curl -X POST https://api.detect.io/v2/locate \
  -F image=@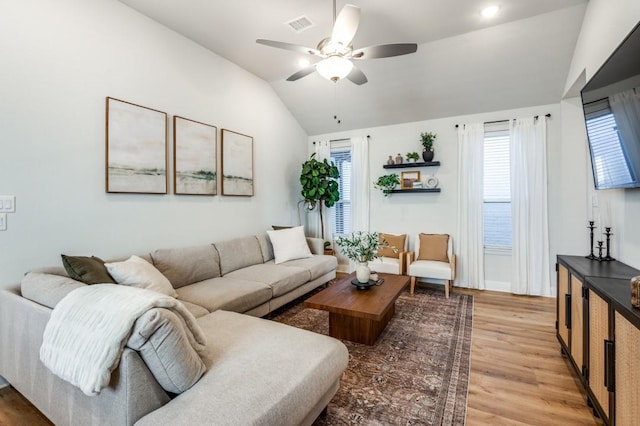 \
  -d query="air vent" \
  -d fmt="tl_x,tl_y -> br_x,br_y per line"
286,15 -> 314,33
